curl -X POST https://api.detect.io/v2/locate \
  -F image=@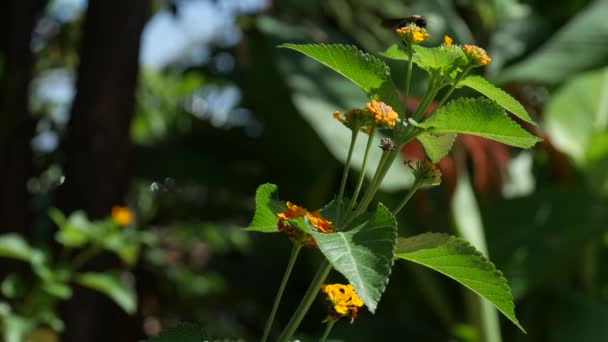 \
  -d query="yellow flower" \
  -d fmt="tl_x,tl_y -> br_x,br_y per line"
395,23 -> 429,45
321,283 -> 364,321
366,101 -> 399,128
463,44 -> 491,66
112,206 -> 133,226
443,35 -> 453,46
407,160 -> 442,186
